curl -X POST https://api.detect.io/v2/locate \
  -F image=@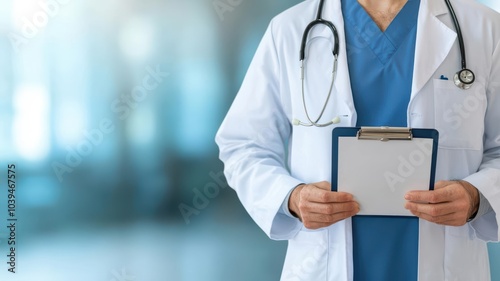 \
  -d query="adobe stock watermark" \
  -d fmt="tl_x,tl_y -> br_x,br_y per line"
178,117 -> 291,223
110,267 -> 136,281
9,0 -> 73,53
178,170 -> 228,224
213,0 -> 243,21
282,241 -> 327,281
51,65 -> 170,182
441,88 -> 486,130
384,139 -> 433,192
178,118 -> 290,224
